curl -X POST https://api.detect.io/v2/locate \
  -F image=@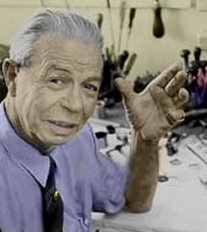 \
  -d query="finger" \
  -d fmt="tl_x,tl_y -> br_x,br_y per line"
165,70 -> 187,97
166,109 -> 185,125
177,88 -> 189,109
178,88 -> 189,102
172,88 -> 189,109
114,78 -> 135,101
149,85 -> 174,114
152,63 -> 183,88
